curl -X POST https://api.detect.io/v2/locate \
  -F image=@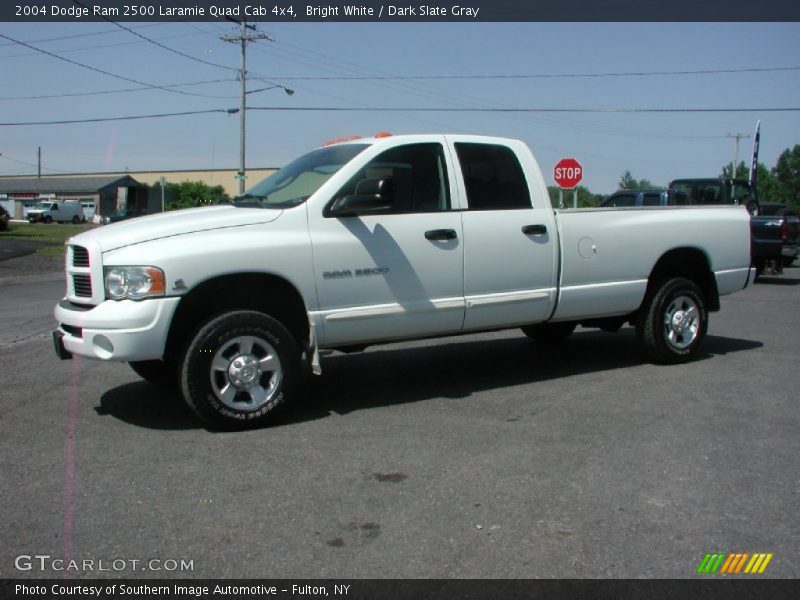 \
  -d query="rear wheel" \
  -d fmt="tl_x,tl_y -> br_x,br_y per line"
636,278 -> 707,363
180,310 -> 302,429
521,321 -> 577,343
72,215 -> 80,224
